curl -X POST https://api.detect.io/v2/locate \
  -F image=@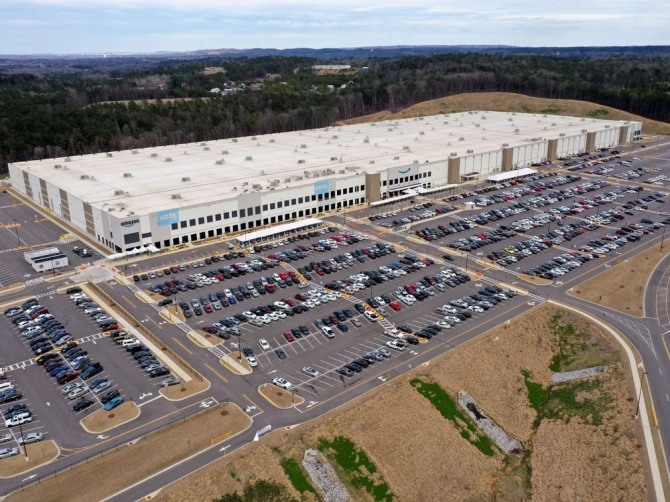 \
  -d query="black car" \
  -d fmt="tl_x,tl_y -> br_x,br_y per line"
100,389 -> 120,404
72,398 -> 94,412
149,367 -> 170,378
274,348 -> 287,360
337,367 -> 354,377
354,303 -> 366,314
